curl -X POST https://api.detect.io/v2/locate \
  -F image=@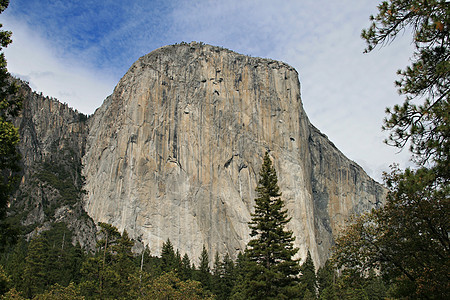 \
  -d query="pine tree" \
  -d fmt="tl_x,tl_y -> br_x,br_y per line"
231,251 -> 249,300
212,251 -> 235,299
143,271 -> 214,300
161,238 -> 176,273
174,249 -> 183,274
299,251 -> 317,298
33,283 -> 84,300
110,229 -> 135,298
317,260 -> 337,300
196,245 -> 211,291
212,251 -> 224,297
0,0 -> 22,251
39,223 -> 83,288
23,235 -> 51,298
80,223 -> 136,299
241,152 -> 300,299
3,238 -> 27,293
0,264 -> 9,295
220,253 -> 236,300
180,253 -> 192,281
334,1 -> 449,298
